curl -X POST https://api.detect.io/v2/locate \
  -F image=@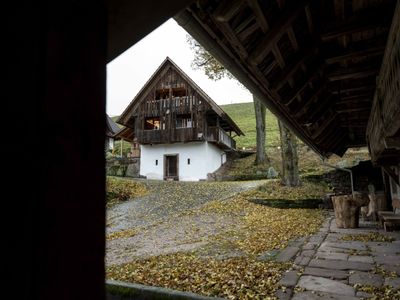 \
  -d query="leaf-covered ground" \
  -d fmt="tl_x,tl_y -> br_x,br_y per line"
242,179 -> 330,201
106,180 -> 325,299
